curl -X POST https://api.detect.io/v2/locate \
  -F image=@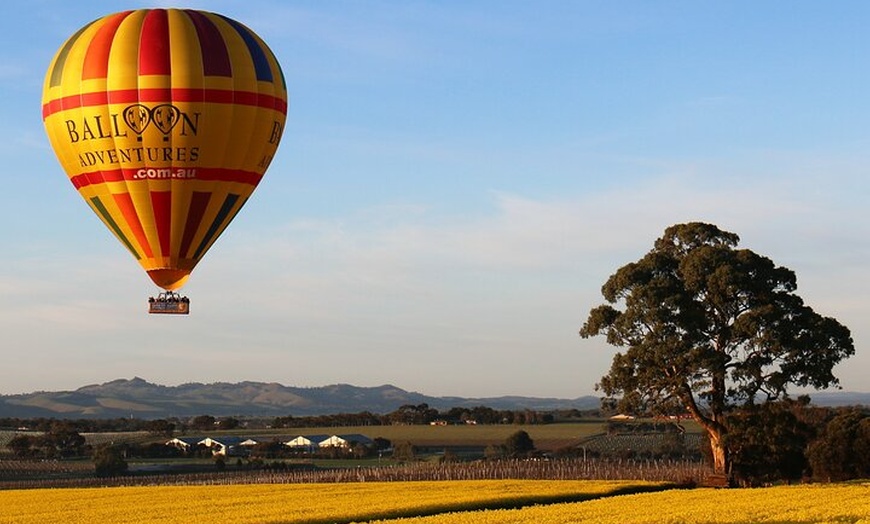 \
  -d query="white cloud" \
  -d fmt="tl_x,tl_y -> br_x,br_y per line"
219,164 -> 867,392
